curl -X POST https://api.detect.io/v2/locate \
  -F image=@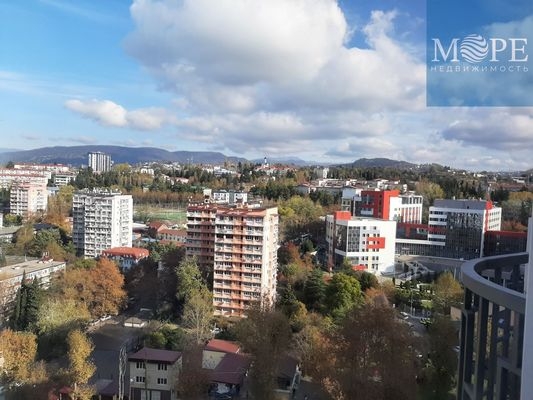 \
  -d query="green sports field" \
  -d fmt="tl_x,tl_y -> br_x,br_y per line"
134,205 -> 187,225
